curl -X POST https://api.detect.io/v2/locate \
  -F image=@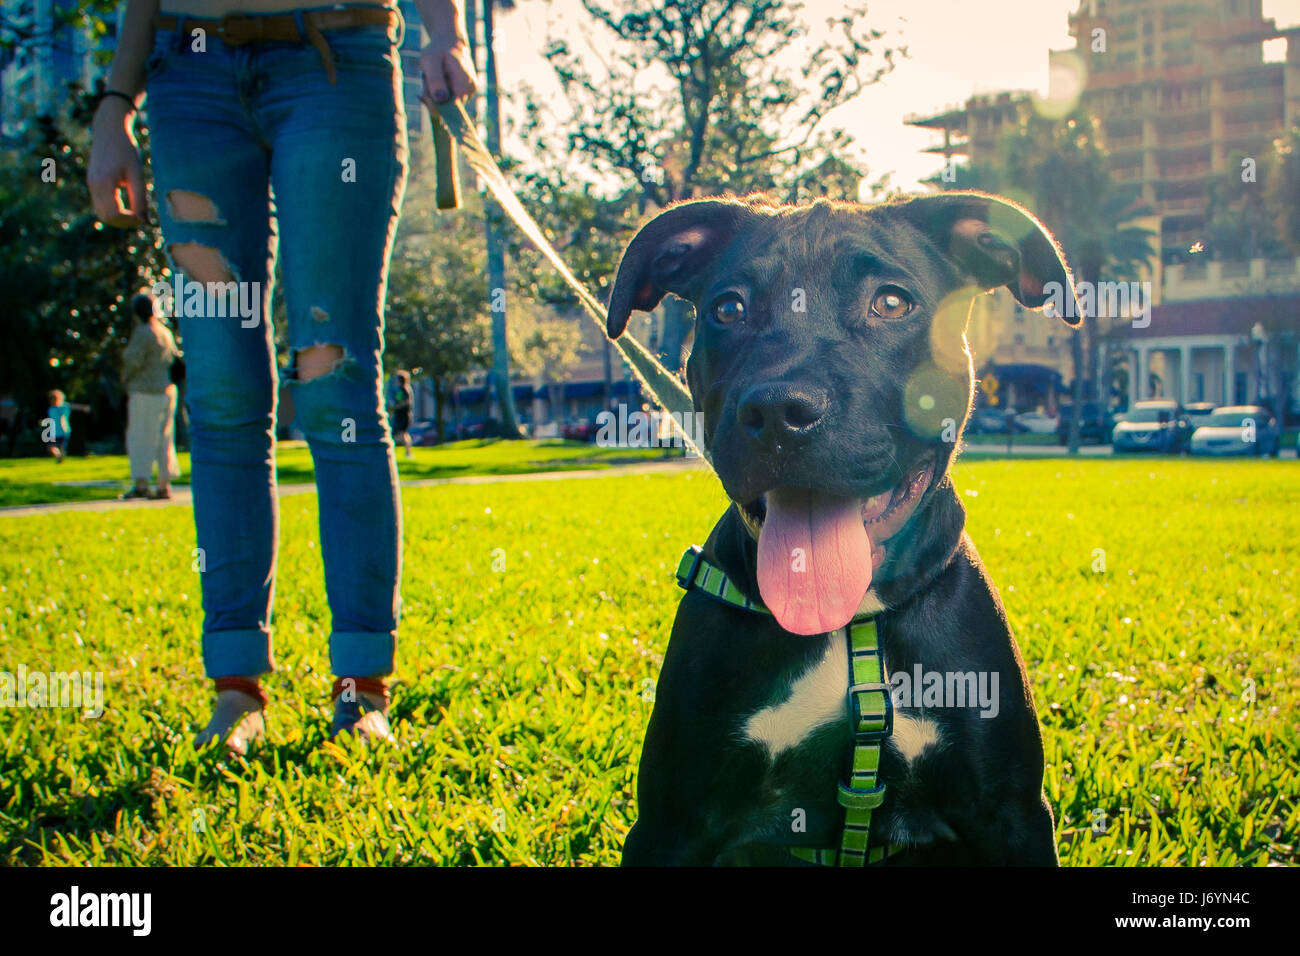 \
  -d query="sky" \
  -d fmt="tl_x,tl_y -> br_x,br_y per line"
489,0 -> 1300,194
